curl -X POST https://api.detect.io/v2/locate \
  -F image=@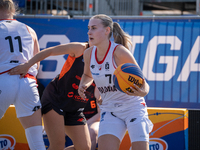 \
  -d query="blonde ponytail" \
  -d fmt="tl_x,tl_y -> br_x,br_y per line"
91,14 -> 132,50
113,22 -> 132,49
